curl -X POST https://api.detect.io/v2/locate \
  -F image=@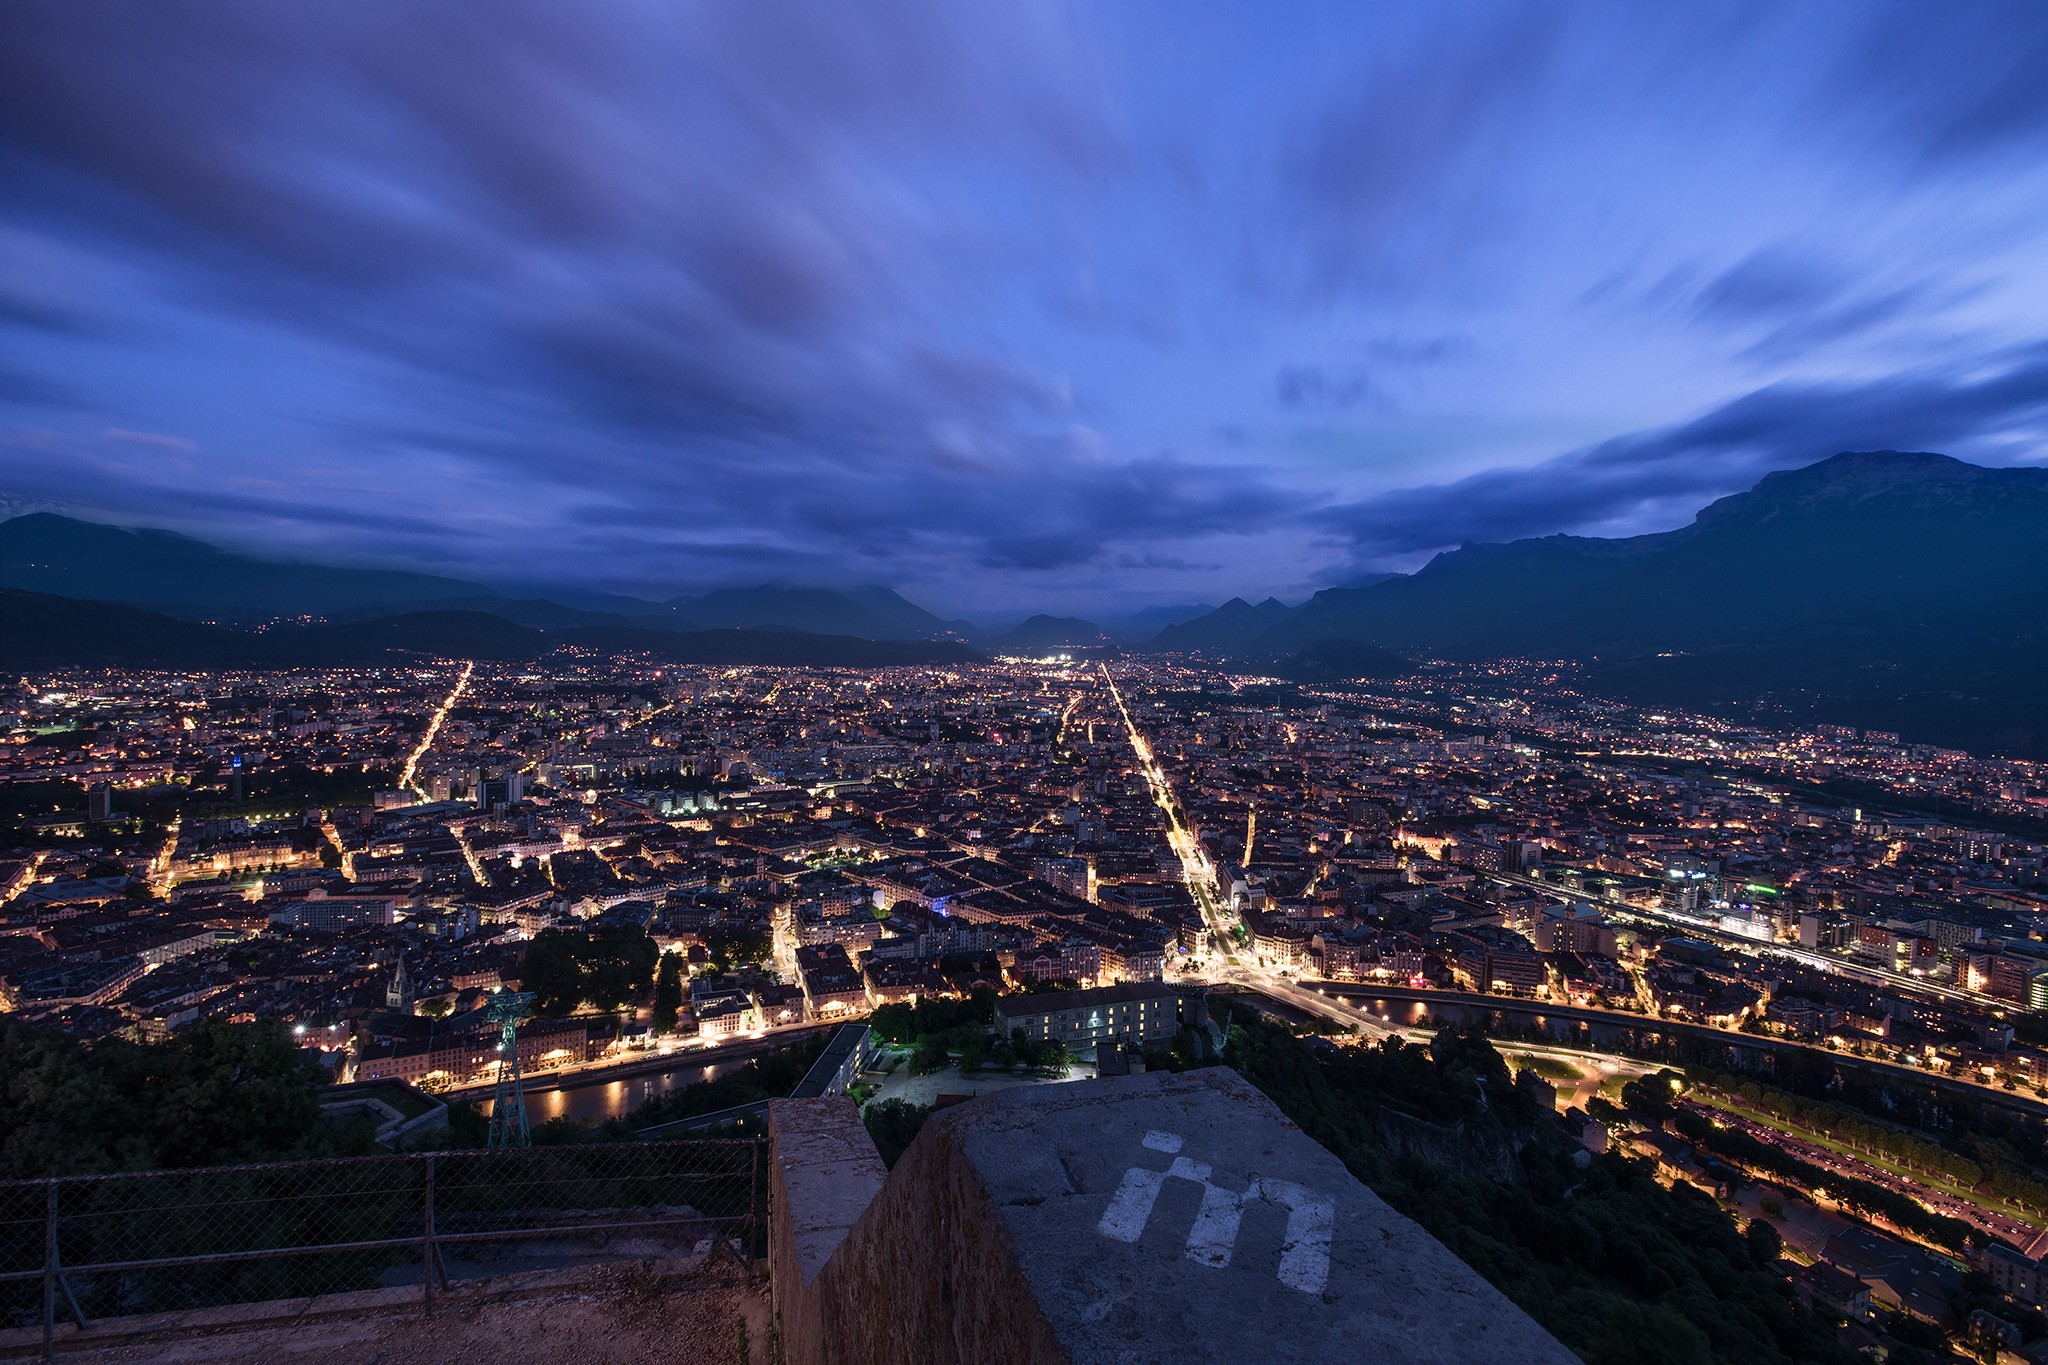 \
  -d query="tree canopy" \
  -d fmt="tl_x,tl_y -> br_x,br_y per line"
867,989 -> 995,1045
651,950 -> 684,1034
519,925 -> 660,1016
702,926 -> 771,974
0,1017 -> 368,1178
